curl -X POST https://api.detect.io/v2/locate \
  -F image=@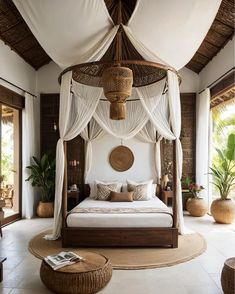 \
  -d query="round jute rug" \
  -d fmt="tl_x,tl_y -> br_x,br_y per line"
29,230 -> 206,270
